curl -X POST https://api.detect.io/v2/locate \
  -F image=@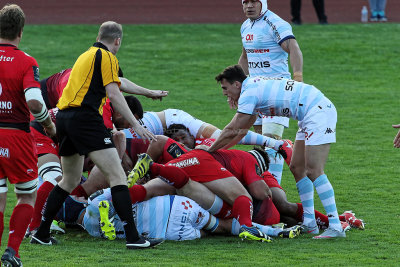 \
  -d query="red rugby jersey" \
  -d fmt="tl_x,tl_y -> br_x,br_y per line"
45,68 -> 71,108
0,44 -> 40,130
211,149 -> 263,186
